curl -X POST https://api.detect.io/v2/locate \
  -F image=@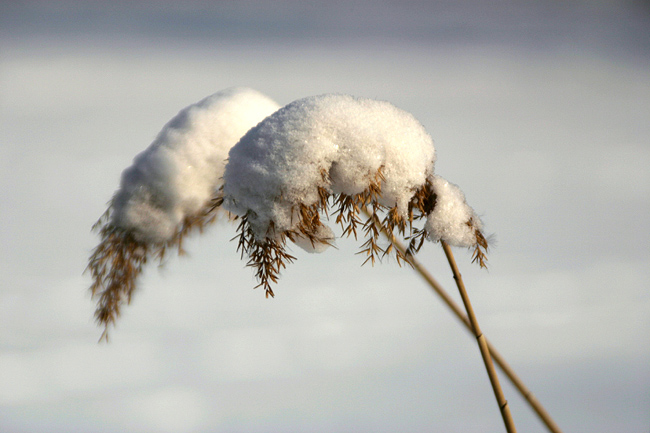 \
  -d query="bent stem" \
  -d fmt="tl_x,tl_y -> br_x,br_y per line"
400,240 -> 562,433
440,240 -> 517,433
367,208 -> 561,432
